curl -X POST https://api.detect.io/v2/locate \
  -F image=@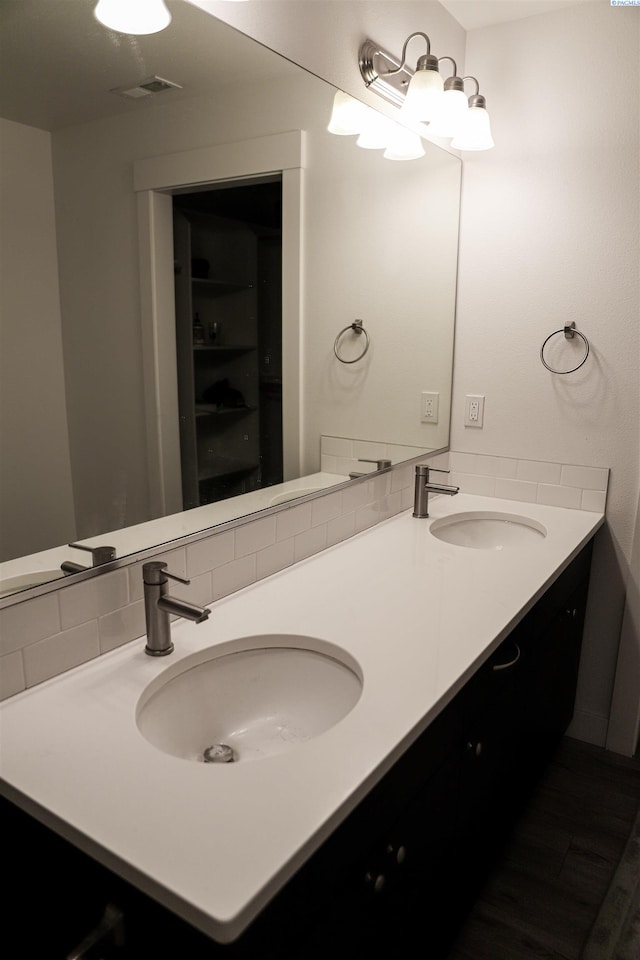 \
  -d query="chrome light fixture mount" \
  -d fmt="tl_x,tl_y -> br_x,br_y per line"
358,38 -> 417,109
359,33 -> 494,149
